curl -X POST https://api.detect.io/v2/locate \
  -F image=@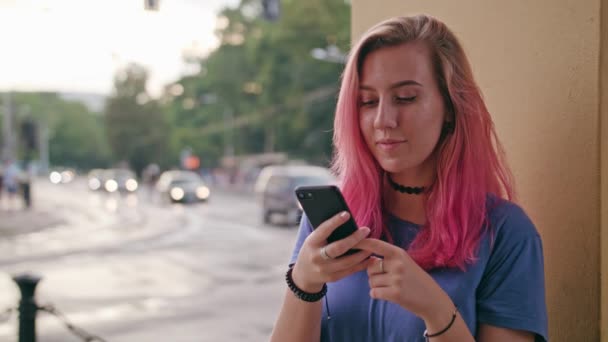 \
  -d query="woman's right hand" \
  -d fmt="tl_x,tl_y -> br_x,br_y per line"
292,211 -> 372,293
